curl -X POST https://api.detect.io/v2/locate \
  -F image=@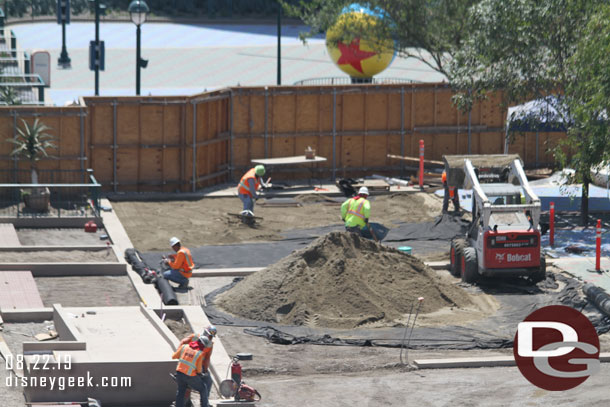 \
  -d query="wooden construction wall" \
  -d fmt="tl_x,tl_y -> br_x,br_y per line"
84,91 -> 230,192
0,84 -> 565,191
